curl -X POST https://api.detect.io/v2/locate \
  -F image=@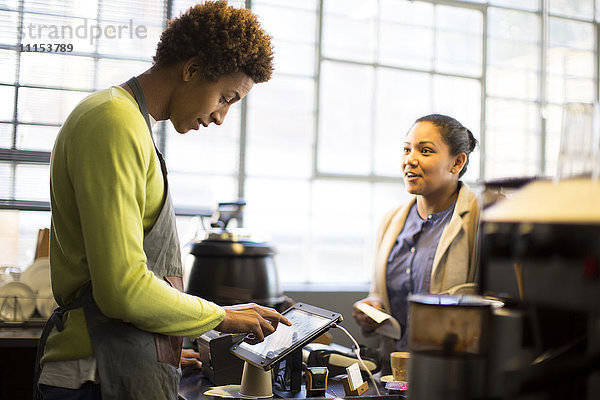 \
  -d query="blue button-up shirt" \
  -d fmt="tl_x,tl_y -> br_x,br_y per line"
385,200 -> 455,350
